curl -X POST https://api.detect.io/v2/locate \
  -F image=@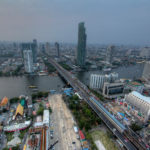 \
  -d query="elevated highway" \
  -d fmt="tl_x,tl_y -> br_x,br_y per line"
48,57 -> 146,150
